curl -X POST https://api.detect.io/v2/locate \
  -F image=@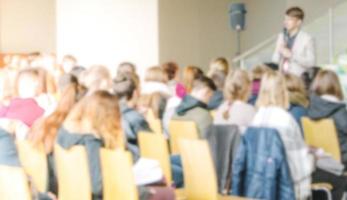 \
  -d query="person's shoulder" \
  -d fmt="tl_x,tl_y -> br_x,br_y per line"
298,30 -> 313,40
